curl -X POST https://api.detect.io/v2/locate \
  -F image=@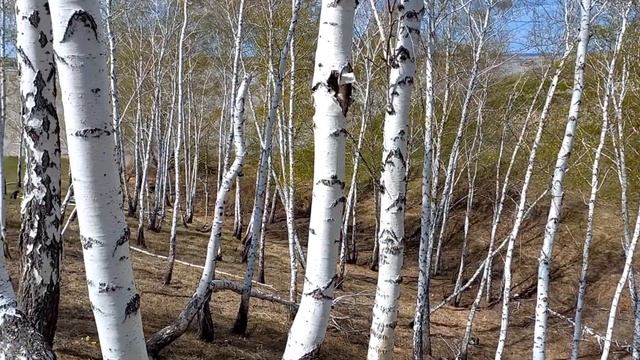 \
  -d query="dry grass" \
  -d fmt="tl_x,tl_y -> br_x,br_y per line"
3,179 -> 637,359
